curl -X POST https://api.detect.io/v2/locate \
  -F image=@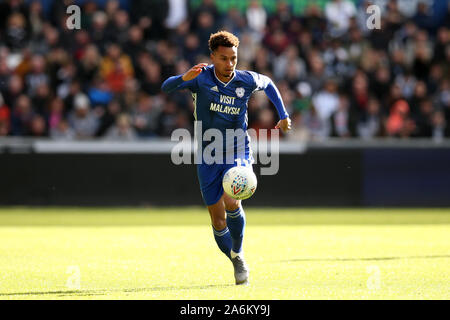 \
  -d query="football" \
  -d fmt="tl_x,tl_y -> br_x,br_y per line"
223,166 -> 258,200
